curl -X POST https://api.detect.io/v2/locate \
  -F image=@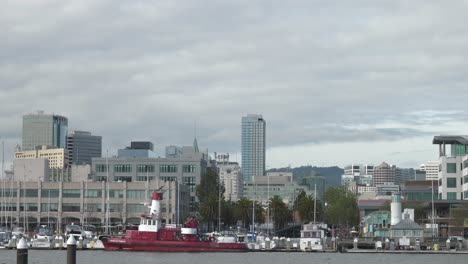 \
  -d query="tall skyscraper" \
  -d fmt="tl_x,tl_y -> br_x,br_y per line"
373,162 -> 396,186
241,114 -> 266,182
22,111 -> 68,151
66,130 -> 102,165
